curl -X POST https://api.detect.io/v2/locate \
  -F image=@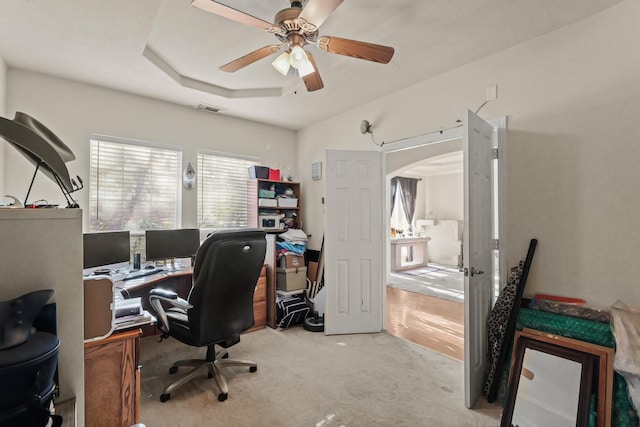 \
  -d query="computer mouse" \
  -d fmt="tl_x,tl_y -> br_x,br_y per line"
145,264 -> 156,270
